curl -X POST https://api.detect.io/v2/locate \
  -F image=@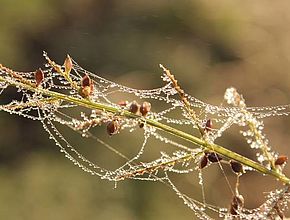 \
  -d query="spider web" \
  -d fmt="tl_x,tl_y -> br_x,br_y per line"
0,53 -> 289,219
